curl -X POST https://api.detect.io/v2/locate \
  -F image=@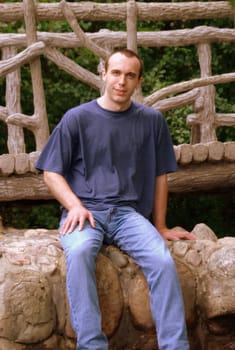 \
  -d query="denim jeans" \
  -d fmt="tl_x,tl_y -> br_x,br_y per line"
60,206 -> 189,350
